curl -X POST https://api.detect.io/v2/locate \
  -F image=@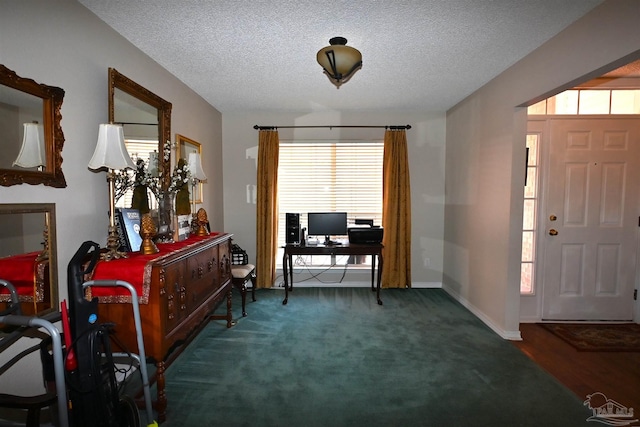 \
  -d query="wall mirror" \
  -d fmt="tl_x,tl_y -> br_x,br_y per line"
109,68 -> 172,188
0,203 -> 58,316
0,64 -> 66,187
176,134 -> 203,204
